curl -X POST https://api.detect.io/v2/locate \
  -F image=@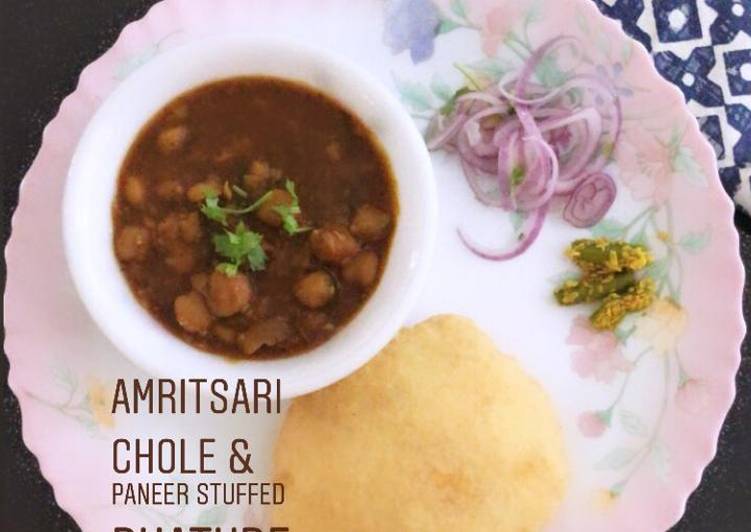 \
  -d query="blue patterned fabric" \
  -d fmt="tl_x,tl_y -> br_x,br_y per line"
591,0 -> 751,211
